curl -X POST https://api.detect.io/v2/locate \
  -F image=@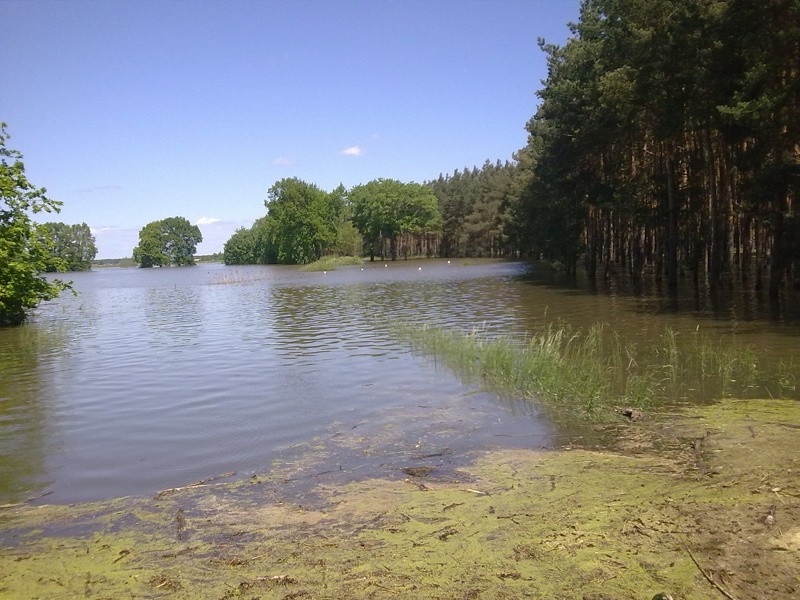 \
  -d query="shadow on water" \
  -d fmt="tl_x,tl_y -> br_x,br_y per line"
0,327 -> 67,504
515,262 -> 800,327
506,261 -> 800,411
